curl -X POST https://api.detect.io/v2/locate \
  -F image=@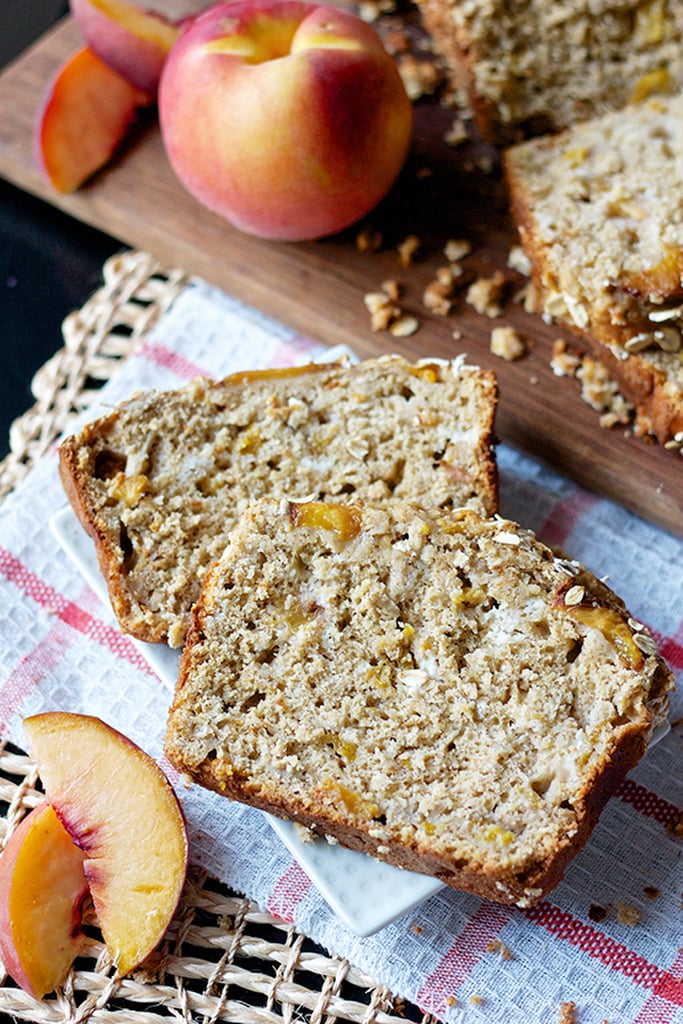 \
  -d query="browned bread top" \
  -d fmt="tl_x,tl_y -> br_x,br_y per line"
59,355 -> 498,646
165,499 -> 673,908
